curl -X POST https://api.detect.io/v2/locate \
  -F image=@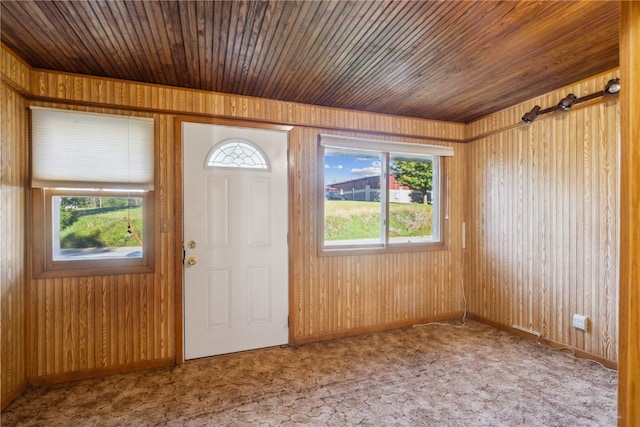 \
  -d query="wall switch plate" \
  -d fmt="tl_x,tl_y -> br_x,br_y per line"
572,314 -> 589,332
160,218 -> 171,233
